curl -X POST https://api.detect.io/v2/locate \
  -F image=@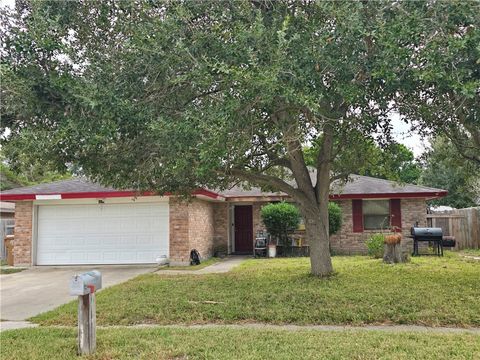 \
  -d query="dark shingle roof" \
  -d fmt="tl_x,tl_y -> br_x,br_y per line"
330,175 -> 445,195
219,174 -> 445,198
1,174 -> 446,199
0,178 -> 117,195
